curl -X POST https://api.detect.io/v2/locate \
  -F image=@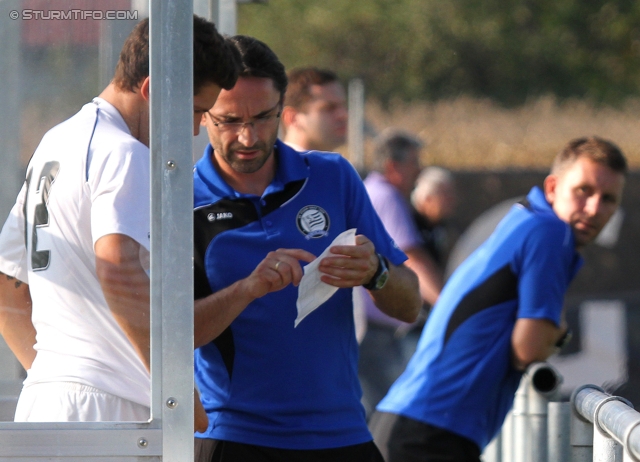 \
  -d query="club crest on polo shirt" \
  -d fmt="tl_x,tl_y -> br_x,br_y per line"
296,205 -> 330,239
